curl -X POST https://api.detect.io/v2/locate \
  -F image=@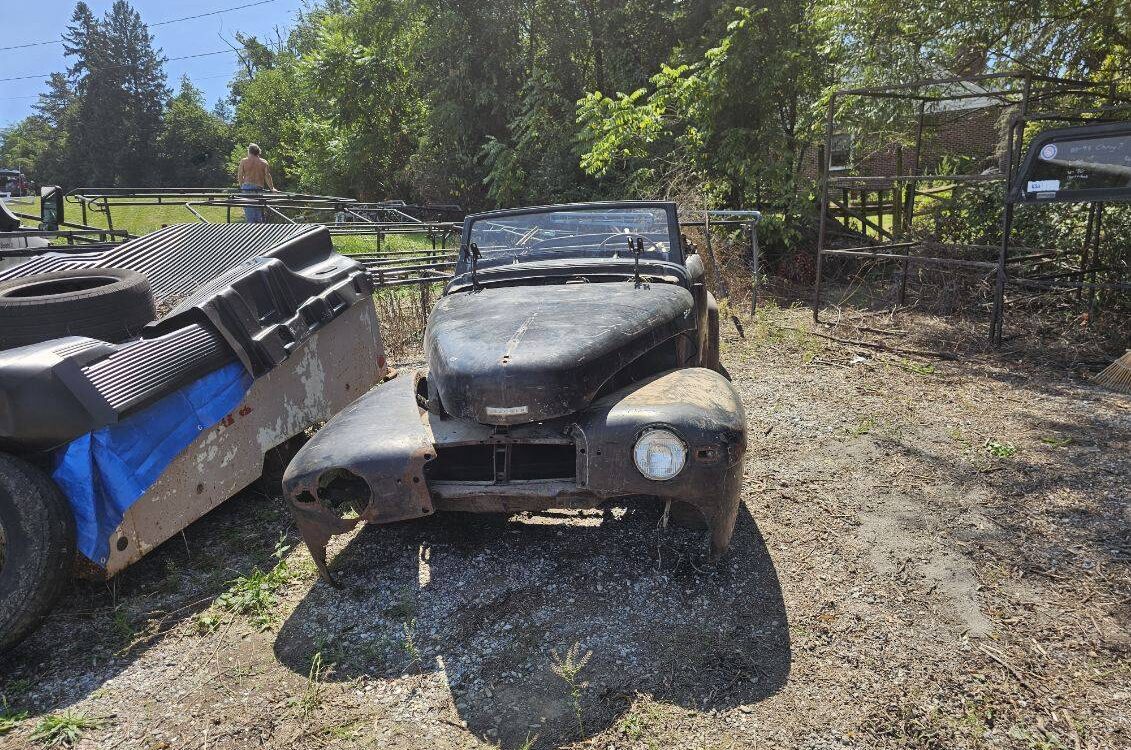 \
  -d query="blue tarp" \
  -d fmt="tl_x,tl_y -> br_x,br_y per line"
53,362 -> 252,565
